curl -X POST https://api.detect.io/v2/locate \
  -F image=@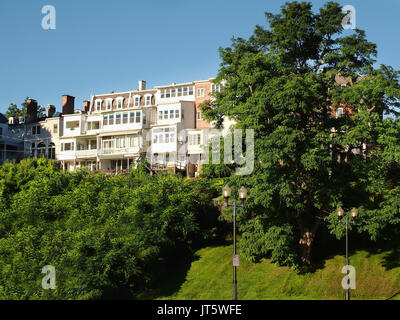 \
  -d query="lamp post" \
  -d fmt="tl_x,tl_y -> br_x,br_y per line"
223,184 -> 247,301
337,206 -> 358,300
